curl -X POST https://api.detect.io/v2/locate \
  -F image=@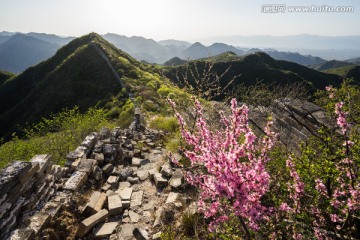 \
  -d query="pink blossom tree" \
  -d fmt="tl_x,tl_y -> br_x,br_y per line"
168,84 -> 360,239
168,97 -> 277,237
